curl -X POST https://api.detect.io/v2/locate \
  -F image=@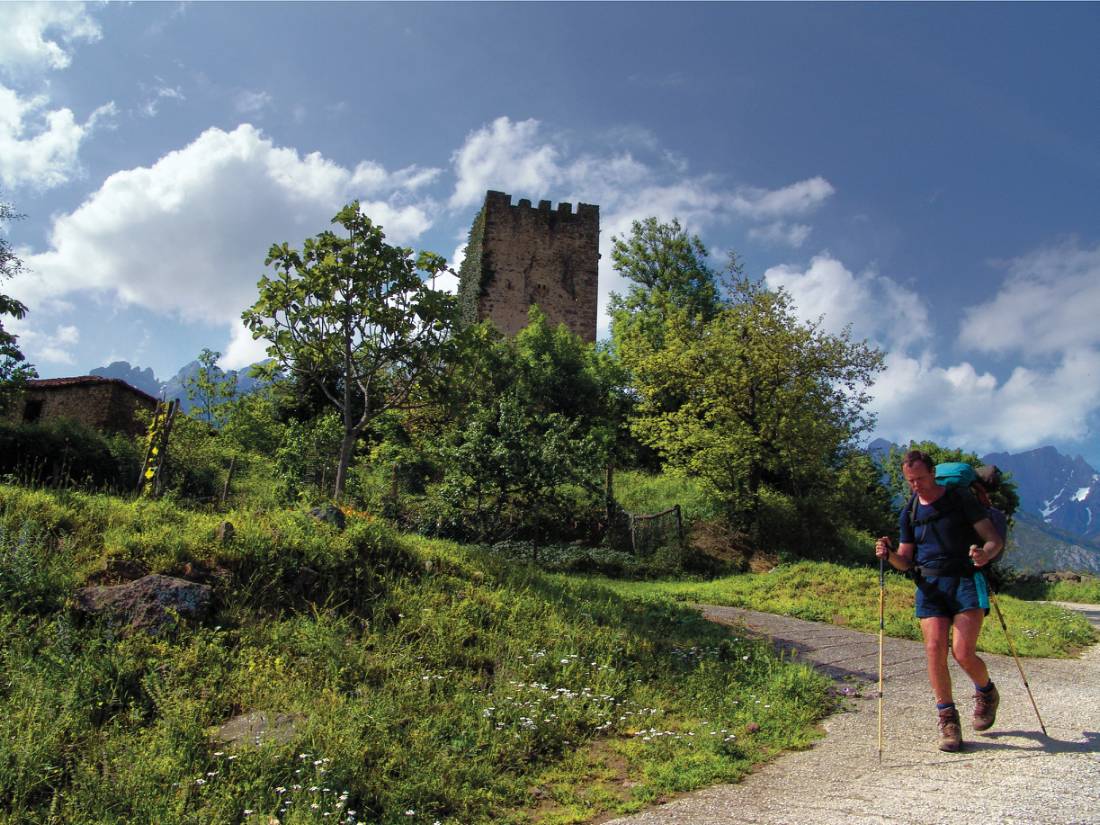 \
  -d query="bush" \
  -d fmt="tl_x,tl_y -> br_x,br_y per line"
0,418 -> 142,493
